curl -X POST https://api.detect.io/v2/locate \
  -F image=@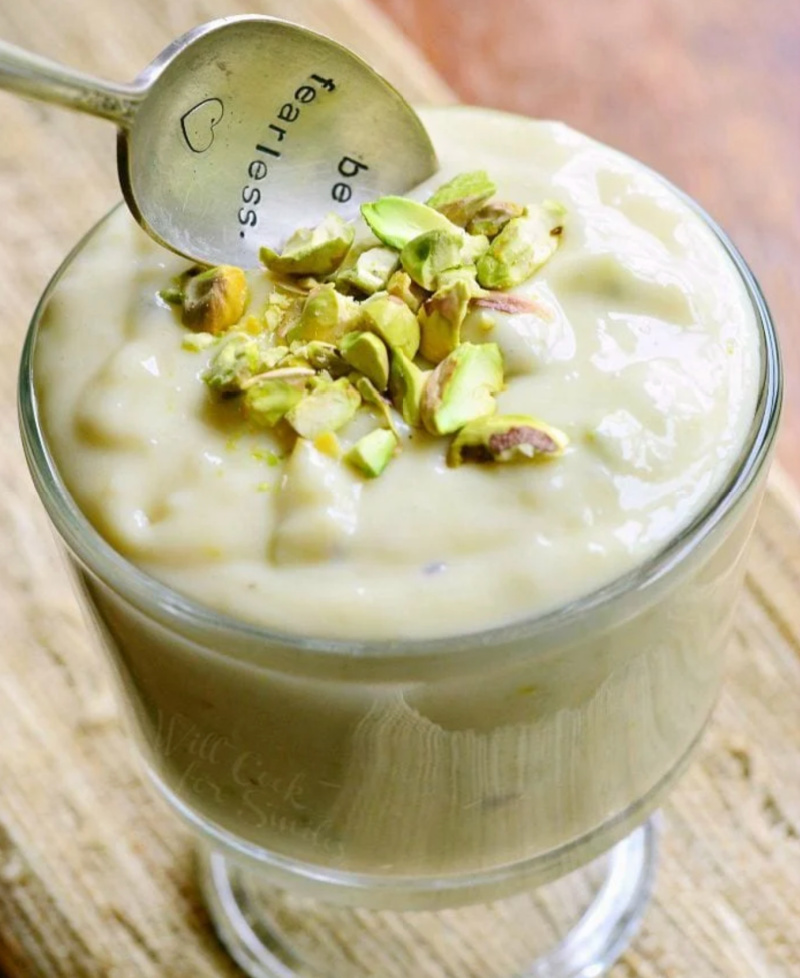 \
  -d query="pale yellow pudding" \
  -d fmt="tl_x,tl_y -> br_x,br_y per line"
27,107 -> 769,899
